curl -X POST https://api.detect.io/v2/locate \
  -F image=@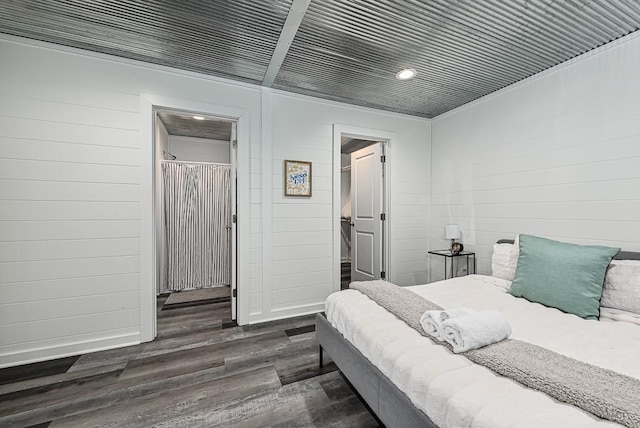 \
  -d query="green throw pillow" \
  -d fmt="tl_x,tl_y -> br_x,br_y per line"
508,235 -> 620,320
